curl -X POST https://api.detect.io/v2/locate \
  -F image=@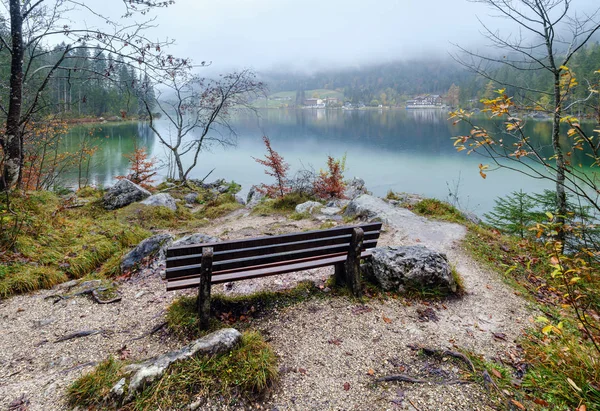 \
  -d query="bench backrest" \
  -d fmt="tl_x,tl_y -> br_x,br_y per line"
166,222 -> 382,284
